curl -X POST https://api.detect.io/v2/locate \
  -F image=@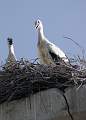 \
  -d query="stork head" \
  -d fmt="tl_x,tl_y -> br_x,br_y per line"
7,38 -> 13,45
35,19 -> 43,31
